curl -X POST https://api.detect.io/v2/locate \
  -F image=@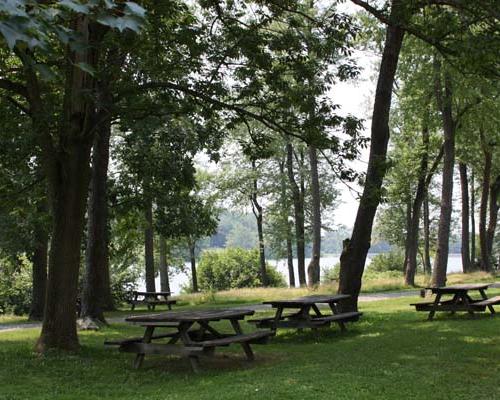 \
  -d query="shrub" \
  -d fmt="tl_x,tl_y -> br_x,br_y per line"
369,250 -> 405,273
109,264 -> 141,306
321,262 -> 340,284
198,248 -> 285,291
0,257 -> 32,315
